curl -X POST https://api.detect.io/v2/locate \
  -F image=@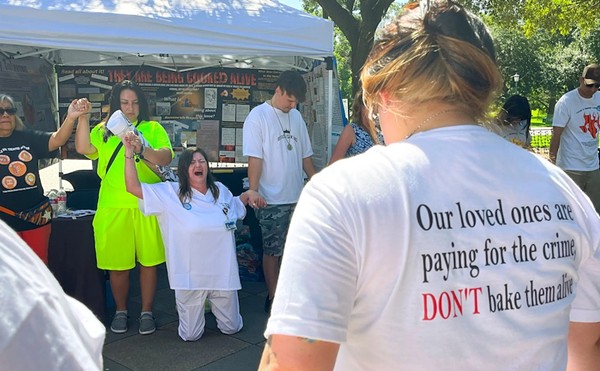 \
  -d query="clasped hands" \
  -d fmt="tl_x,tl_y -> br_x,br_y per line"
242,189 -> 266,210
67,98 -> 92,120
122,131 -> 144,155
